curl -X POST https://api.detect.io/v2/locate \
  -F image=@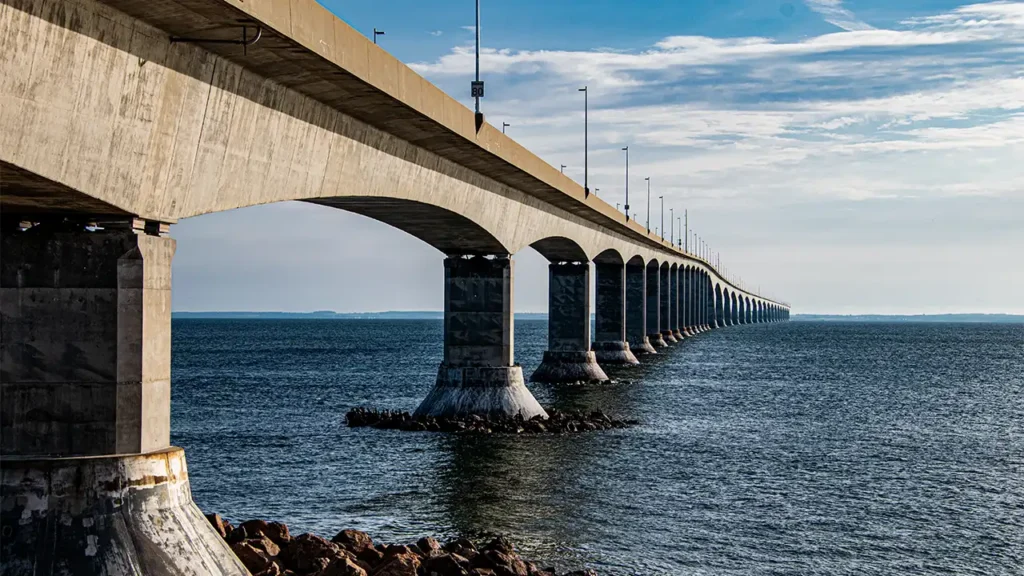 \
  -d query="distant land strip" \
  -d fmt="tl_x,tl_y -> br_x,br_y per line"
172,311 -> 1023,323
